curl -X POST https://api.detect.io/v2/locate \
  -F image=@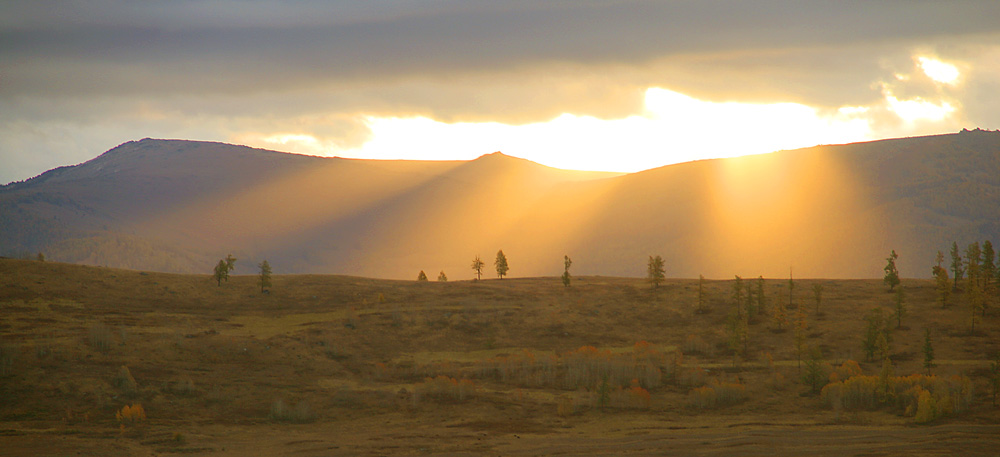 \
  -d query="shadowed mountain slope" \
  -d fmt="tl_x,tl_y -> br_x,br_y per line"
2,130 -> 998,279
